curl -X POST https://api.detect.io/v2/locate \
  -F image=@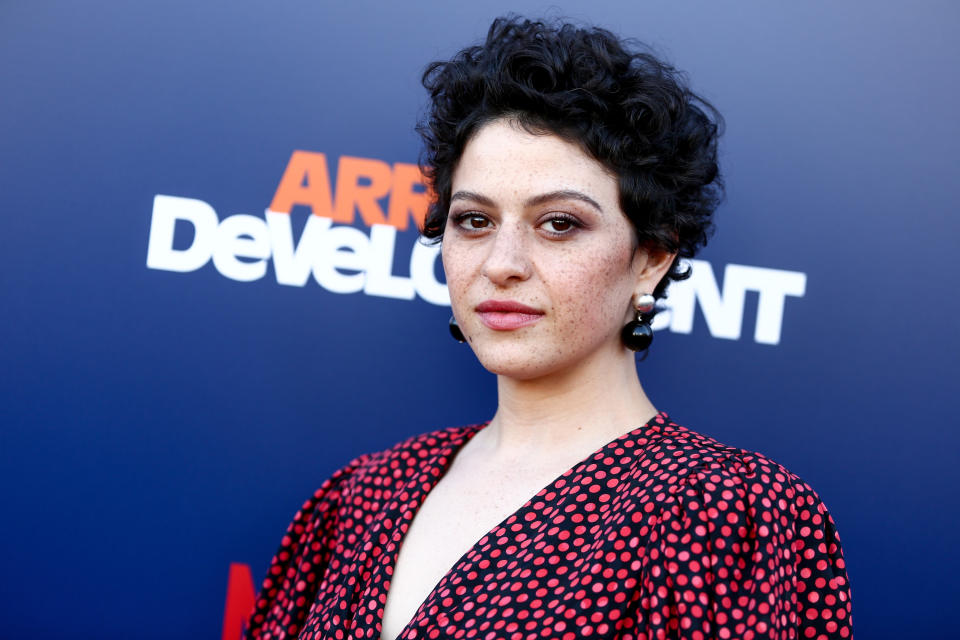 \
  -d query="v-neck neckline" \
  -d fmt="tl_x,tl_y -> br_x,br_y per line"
373,410 -> 669,640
